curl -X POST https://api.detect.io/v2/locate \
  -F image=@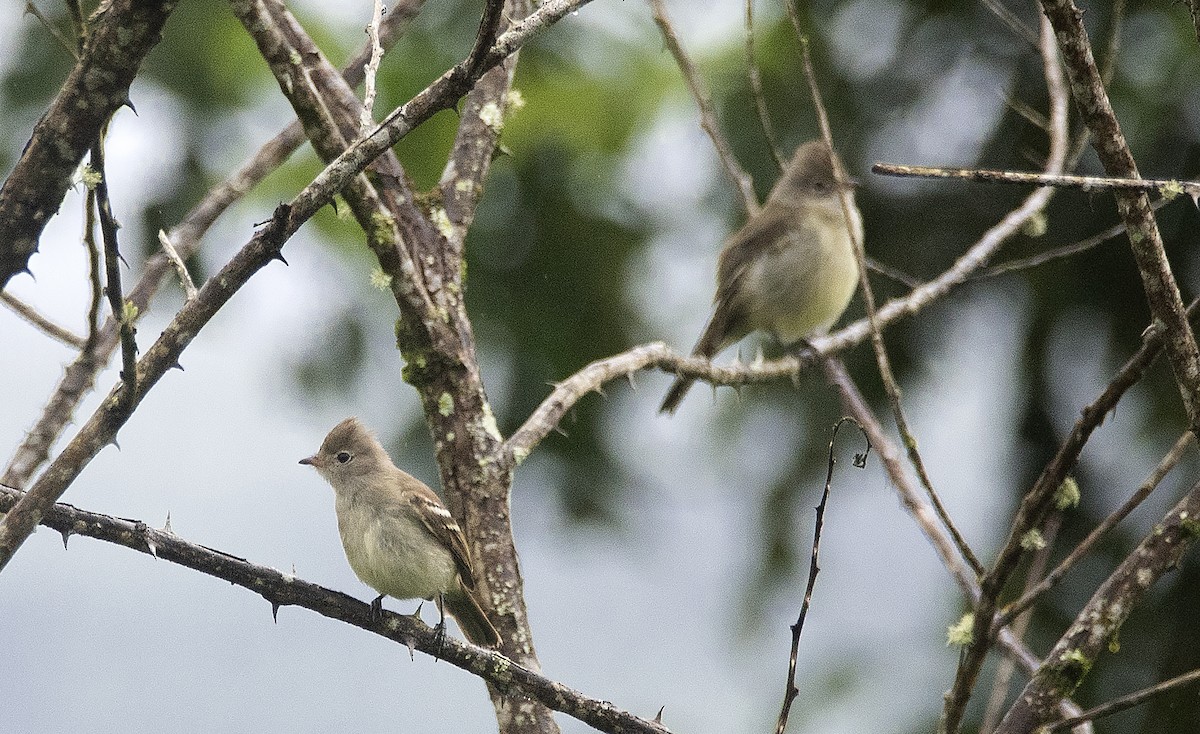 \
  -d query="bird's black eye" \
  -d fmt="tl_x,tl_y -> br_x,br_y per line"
335,451 -> 352,464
